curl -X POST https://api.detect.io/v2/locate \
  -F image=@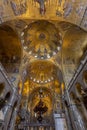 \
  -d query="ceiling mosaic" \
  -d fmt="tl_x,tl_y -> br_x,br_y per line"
28,60 -> 57,84
21,20 -> 62,59
29,87 -> 53,113
0,24 -> 22,86
0,0 -> 87,31
0,0 -> 87,110
62,26 -> 87,86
